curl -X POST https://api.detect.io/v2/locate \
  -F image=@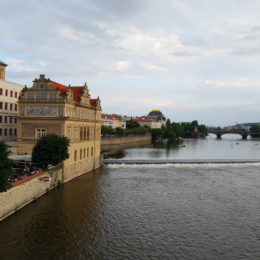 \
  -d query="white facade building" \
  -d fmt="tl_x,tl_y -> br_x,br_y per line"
0,60 -> 24,141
